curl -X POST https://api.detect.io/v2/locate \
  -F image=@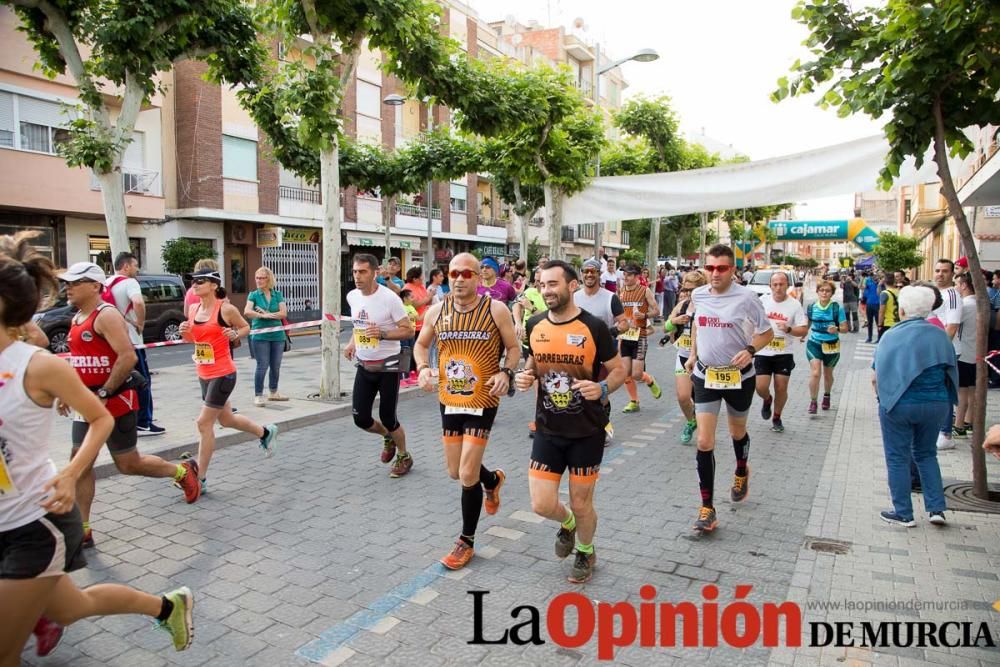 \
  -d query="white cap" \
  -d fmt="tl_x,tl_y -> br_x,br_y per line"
57,262 -> 107,283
